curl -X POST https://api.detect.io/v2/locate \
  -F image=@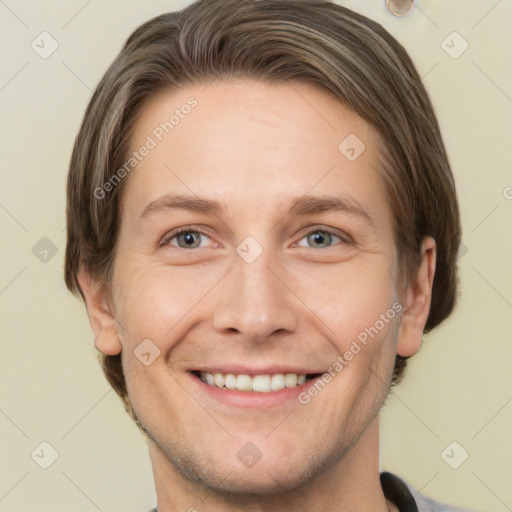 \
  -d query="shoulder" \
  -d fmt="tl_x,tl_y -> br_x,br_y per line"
381,471 -> 478,512
412,490 -> 477,512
